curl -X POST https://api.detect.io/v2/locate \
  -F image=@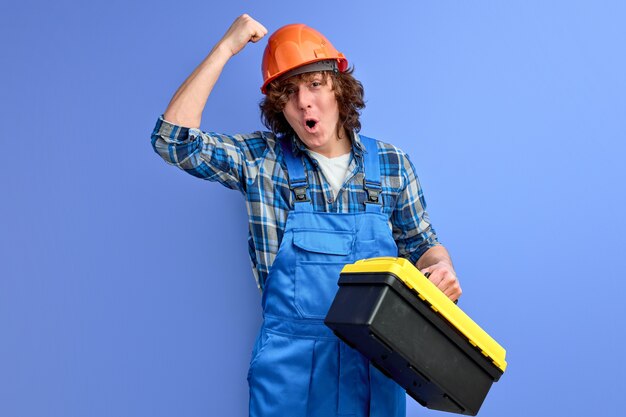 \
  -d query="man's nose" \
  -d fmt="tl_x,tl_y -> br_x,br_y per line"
296,87 -> 313,109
